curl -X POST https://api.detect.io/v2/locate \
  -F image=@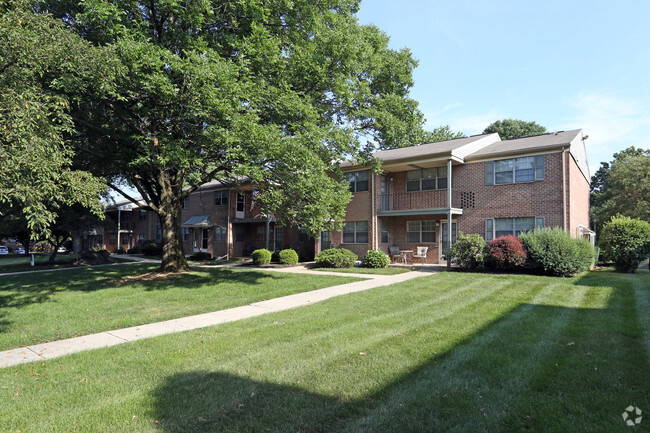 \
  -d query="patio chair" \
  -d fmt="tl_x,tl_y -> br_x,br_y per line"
388,245 -> 403,263
413,246 -> 428,266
